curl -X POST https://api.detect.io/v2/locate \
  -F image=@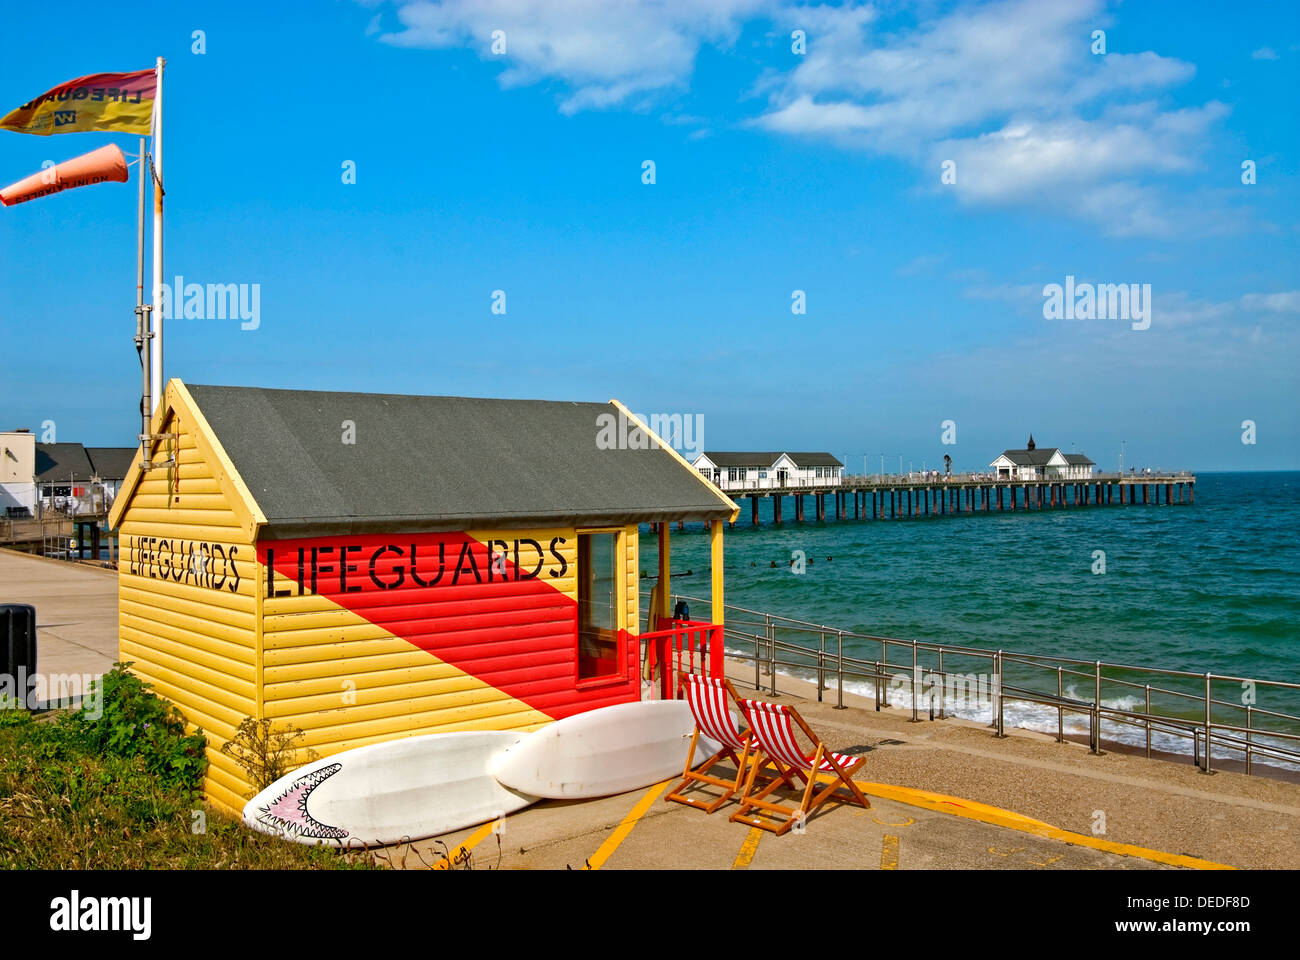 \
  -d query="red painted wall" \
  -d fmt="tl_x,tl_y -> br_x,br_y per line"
258,529 -> 640,721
